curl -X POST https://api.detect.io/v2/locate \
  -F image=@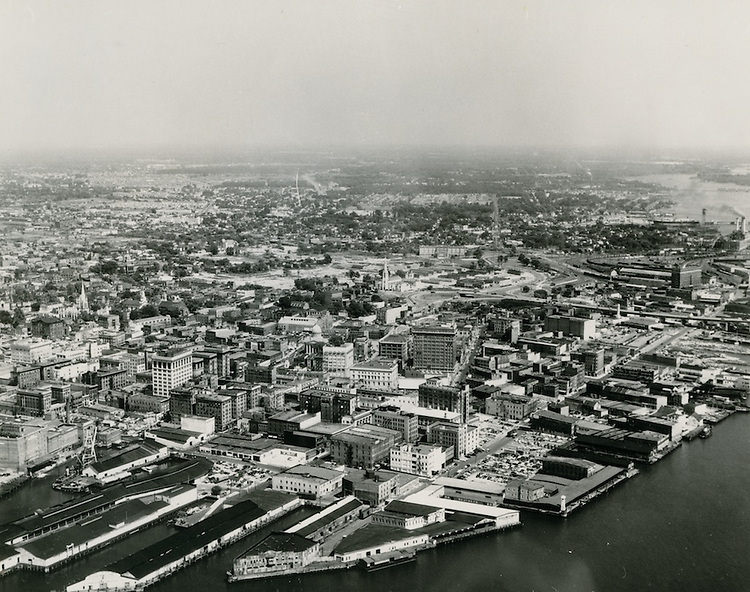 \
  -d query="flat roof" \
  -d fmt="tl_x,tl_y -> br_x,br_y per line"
239,532 -> 316,556
287,497 -> 362,538
382,500 -> 439,517
109,499 -> 267,579
434,477 -> 504,495
351,358 -> 398,371
2,458 -> 211,540
21,499 -> 168,559
89,440 -> 164,474
279,465 -> 343,482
